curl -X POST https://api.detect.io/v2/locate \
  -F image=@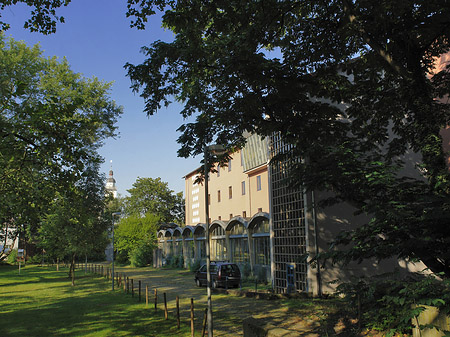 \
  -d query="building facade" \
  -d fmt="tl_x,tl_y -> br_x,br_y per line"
156,133 -> 425,295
